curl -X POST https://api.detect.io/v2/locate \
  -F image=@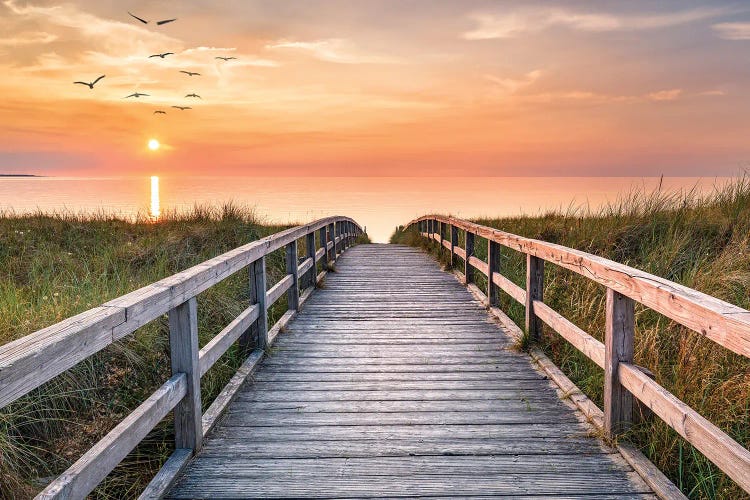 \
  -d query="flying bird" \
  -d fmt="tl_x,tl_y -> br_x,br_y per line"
73,75 -> 105,89
215,56 -> 237,61
180,71 -> 201,76
128,12 -> 177,25
149,52 -> 174,59
172,106 -> 191,110
124,92 -> 149,98
185,93 -> 201,99
154,110 -> 166,114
